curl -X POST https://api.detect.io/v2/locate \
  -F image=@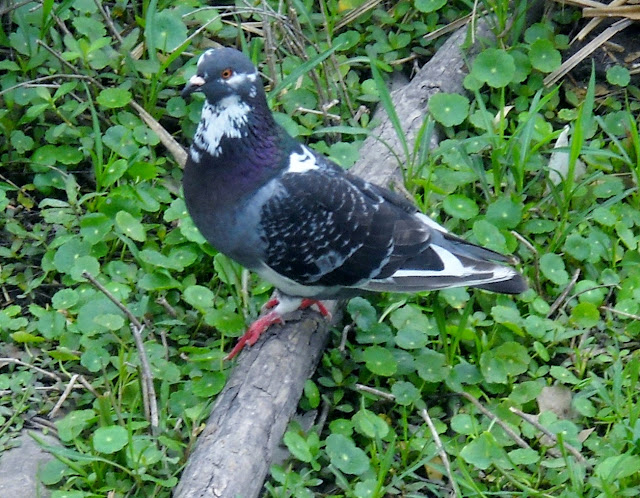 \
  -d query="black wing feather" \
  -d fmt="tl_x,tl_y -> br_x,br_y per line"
259,166 -> 431,287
